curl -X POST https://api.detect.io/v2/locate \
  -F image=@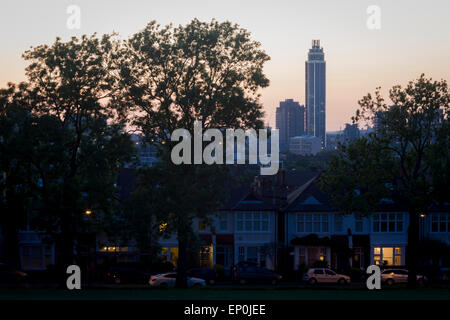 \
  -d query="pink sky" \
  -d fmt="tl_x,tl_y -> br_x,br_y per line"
1,0 -> 449,131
